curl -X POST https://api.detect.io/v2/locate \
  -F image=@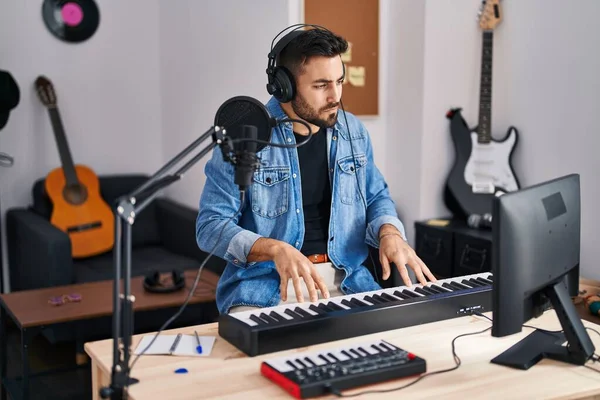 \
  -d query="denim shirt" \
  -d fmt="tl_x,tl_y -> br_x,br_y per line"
196,96 -> 406,314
